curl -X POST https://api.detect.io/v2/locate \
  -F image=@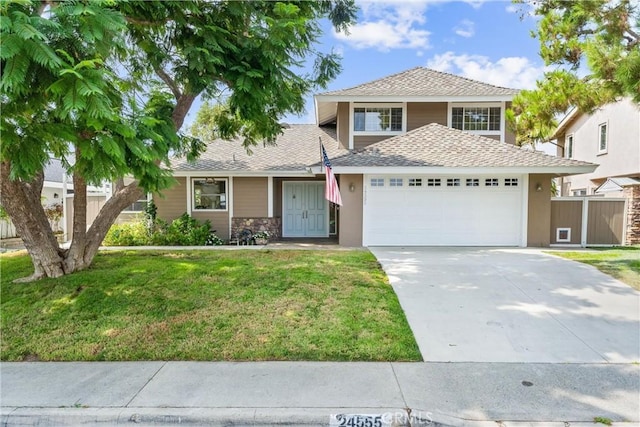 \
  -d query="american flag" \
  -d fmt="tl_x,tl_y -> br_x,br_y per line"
321,144 -> 343,206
